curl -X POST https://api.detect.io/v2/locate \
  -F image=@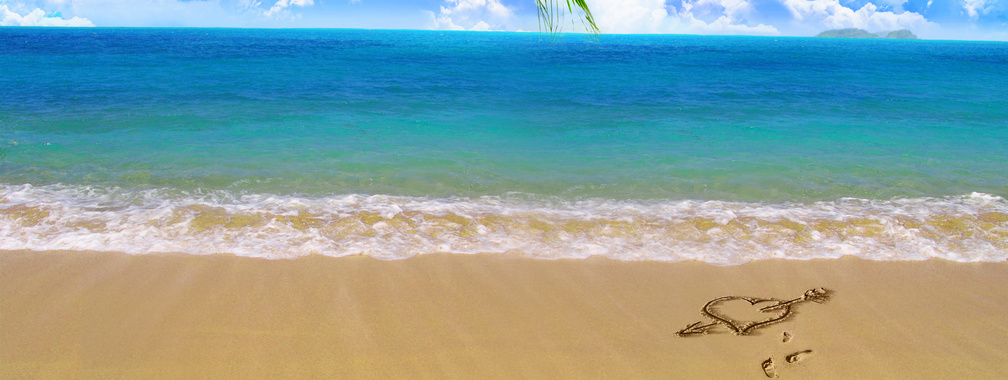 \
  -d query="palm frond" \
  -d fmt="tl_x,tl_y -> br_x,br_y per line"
537,0 -> 600,36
